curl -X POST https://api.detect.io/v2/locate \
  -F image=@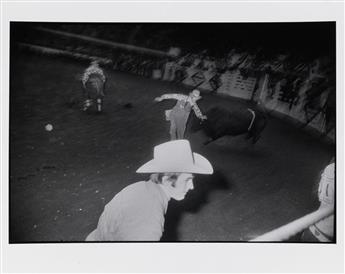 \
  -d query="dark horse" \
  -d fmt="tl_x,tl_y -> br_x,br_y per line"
189,103 -> 267,145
